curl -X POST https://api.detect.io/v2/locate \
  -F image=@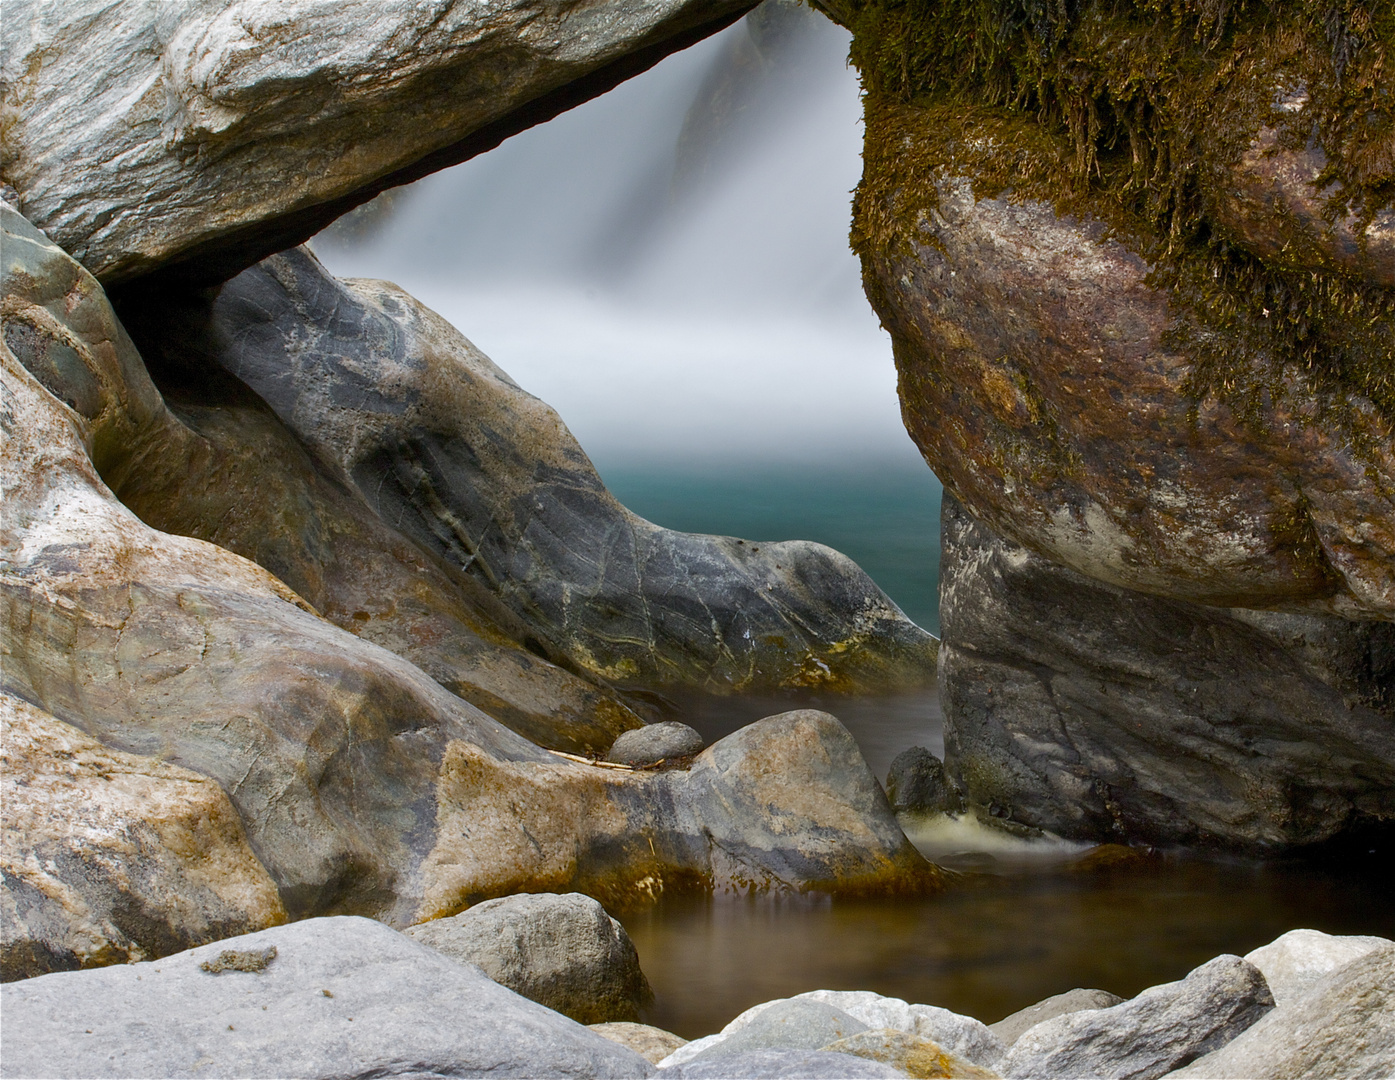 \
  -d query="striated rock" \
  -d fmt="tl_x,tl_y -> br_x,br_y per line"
1242,928 -> 1393,1007
1000,954 -> 1274,1080
886,746 -> 957,815
938,495 -> 1395,849
608,722 -> 706,766
989,990 -> 1124,1046
658,1049 -> 904,1078
684,999 -> 869,1062
0,915 -> 654,1079
1,199 -> 641,756
121,245 -> 937,697
822,1029 -> 1002,1078
0,0 -> 755,287
591,1022 -> 689,1065
0,693 -> 285,981
1166,944 -> 1395,1080
404,892 -> 651,1024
